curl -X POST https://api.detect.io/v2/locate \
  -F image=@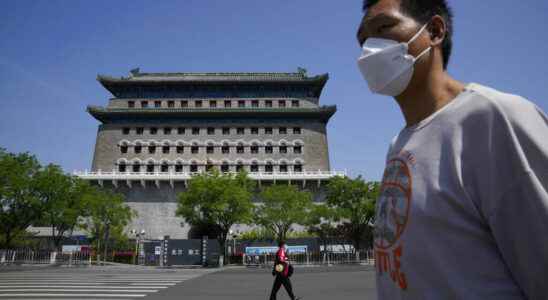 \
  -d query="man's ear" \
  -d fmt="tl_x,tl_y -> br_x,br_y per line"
429,15 -> 446,47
